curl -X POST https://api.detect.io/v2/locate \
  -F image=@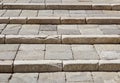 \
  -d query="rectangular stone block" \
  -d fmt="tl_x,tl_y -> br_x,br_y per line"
38,72 -> 65,83
27,17 -> 60,24
0,3 -> 2,9
99,60 -> 120,71
86,17 -> 120,24
0,74 -> 11,83
46,3 -> 60,10
62,35 -> 120,44
10,17 -> 27,24
112,4 -> 120,10
5,35 -> 61,44
0,17 -> 9,23
9,73 -> 38,83
0,61 -> 13,73
3,3 -> 45,9
14,60 -> 62,72
60,3 -> 92,10
61,17 -> 86,24
0,35 -> 4,44
92,4 -> 112,10
63,60 -> 99,71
